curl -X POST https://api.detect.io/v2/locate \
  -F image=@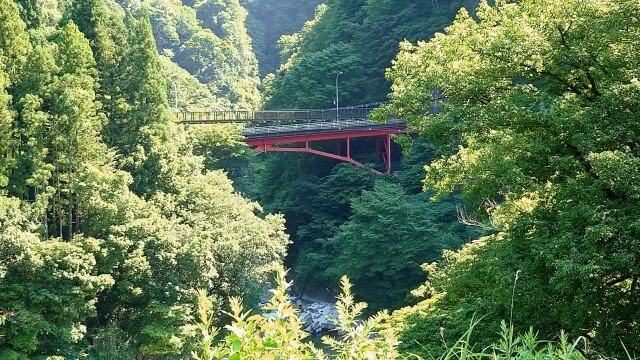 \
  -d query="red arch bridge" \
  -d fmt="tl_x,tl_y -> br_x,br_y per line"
176,106 -> 406,174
